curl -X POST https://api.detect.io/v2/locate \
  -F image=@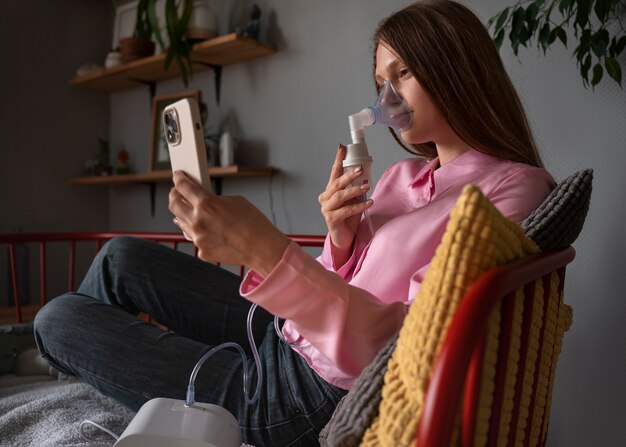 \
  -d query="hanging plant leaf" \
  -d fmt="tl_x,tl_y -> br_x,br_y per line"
575,28 -> 592,60
591,62 -> 603,86
559,0 -> 575,13
594,0 -> 611,21
592,29 -> 610,57
575,0 -> 592,28
487,0 -> 626,88
605,57 -> 622,85
539,23 -> 552,52
495,28 -> 506,49
580,53 -> 592,85
526,3 -> 540,31
555,27 -> 568,47
616,36 -> 626,54
147,0 -> 164,52
511,6 -> 527,37
495,7 -> 510,32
